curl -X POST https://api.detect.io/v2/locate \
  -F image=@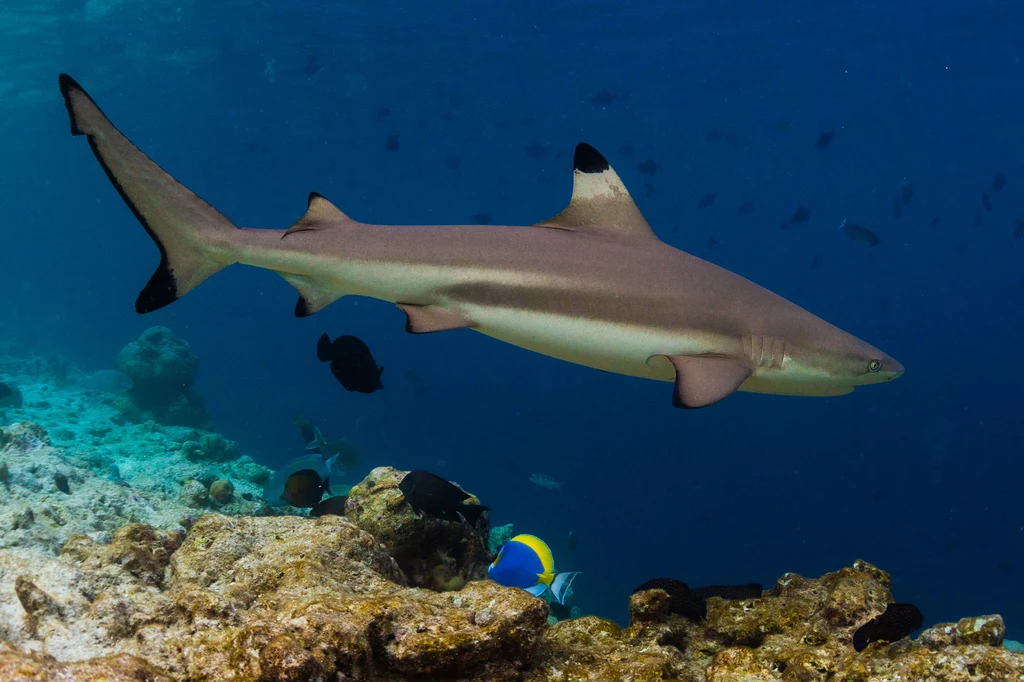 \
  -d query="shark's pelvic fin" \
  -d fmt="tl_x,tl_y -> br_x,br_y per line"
58,73 -> 239,314
397,303 -> 476,333
535,143 -> 656,240
281,192 -> 351,239
658,354 -> 753,409
282,274 -> 341,317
